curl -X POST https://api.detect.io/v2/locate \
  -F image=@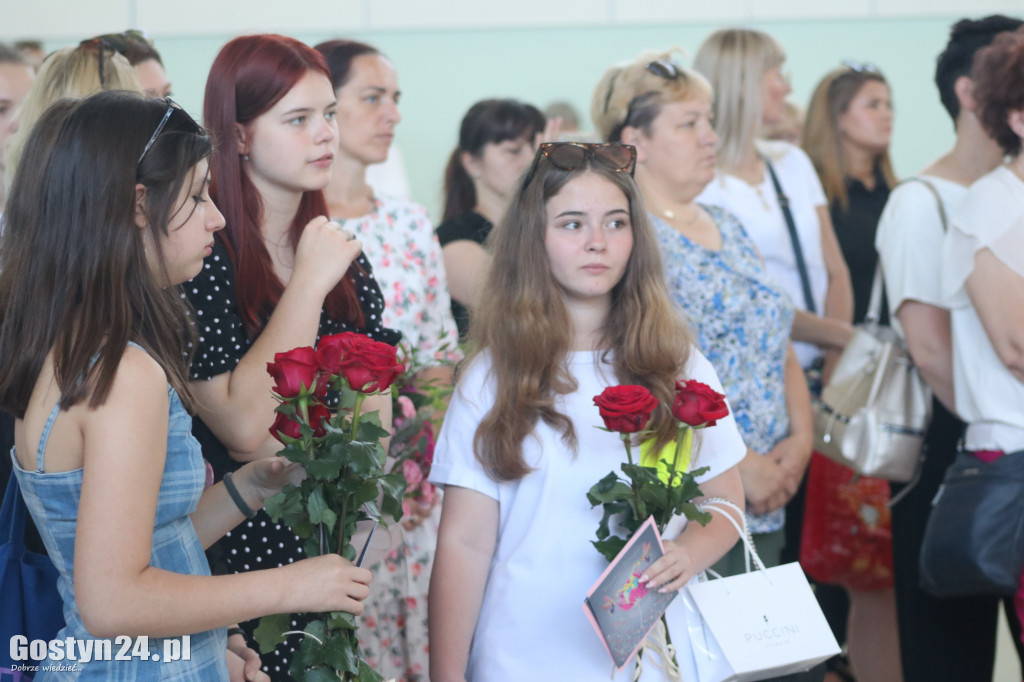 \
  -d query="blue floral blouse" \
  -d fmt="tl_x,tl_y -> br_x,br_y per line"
653,206 -> 795,533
